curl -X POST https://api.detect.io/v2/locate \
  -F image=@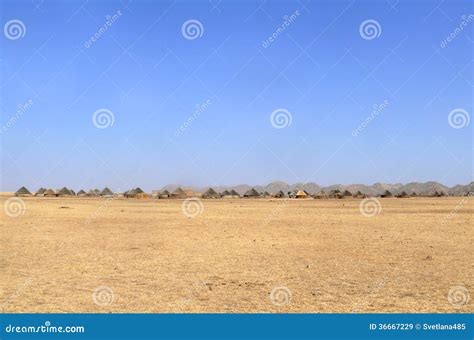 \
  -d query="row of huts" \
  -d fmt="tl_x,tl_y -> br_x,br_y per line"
14,186 -> 438,199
